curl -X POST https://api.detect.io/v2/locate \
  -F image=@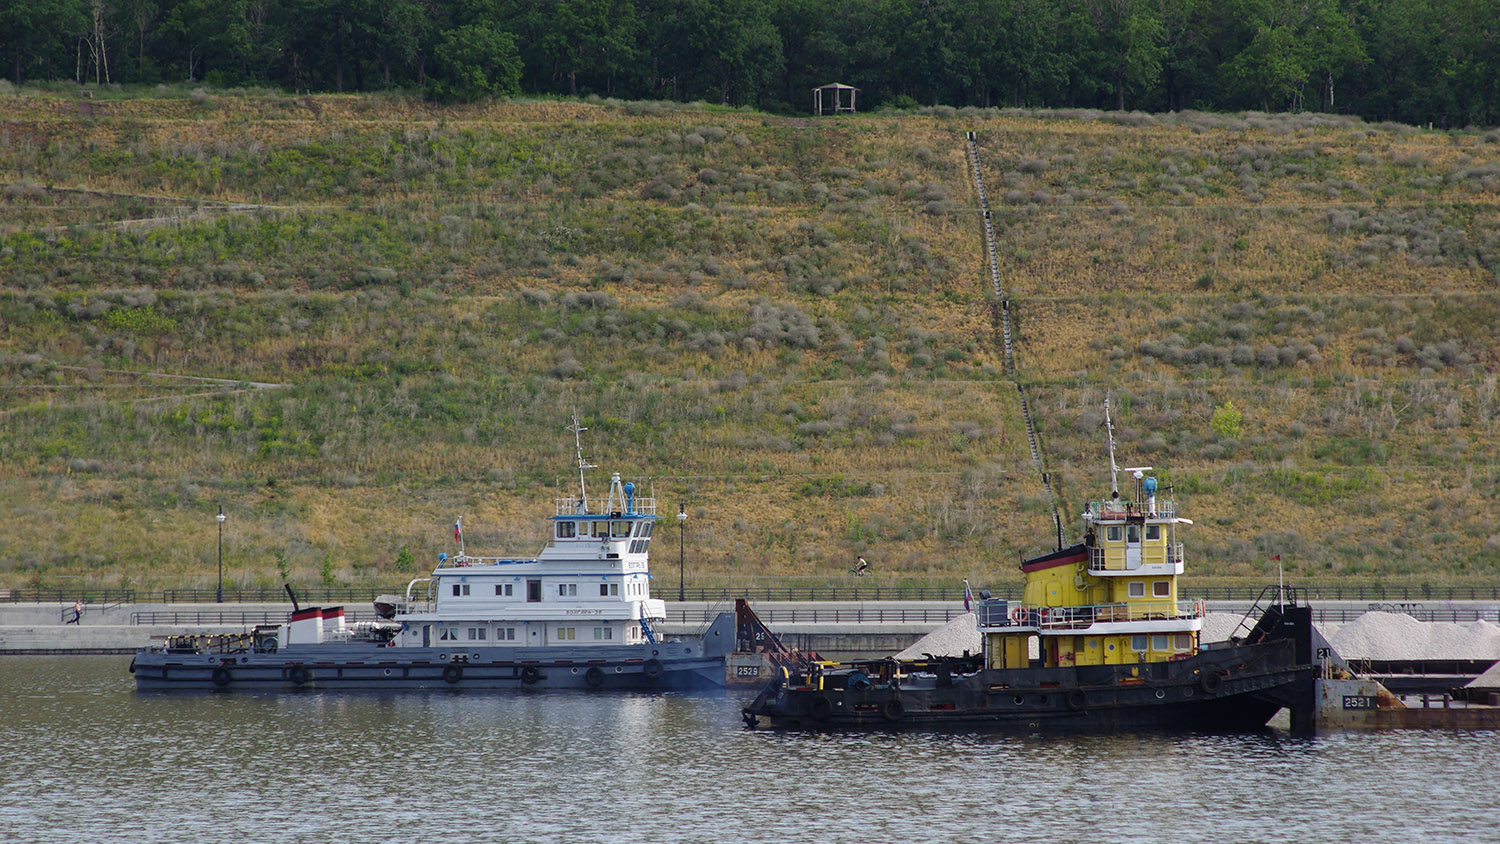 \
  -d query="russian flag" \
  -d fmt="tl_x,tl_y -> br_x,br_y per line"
963,578 -> 973,612
454,518 -> 462,542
